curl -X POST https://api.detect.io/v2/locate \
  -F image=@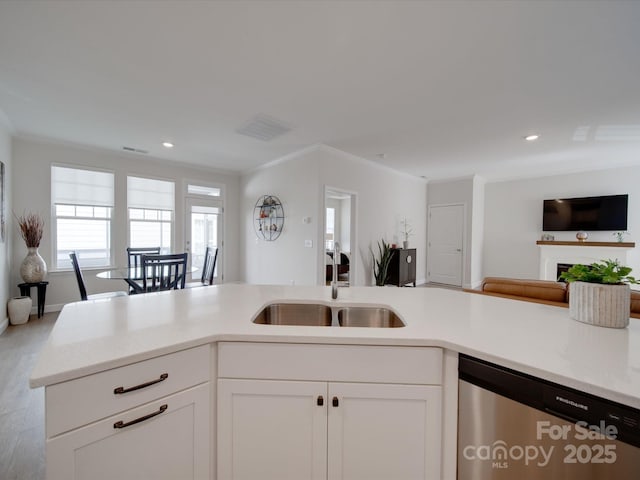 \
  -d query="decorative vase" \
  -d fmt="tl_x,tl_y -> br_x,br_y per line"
569,281 -> 630,328
403,240 -> 409,249
8,296 -> 32,325
20,247 -> 47,283
576,231 -> 588,242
